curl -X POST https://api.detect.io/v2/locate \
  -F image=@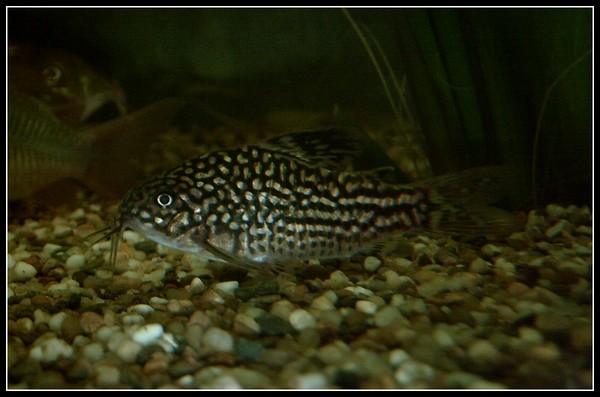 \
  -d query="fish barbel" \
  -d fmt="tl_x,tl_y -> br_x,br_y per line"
8,42 -> 127,123
96,129 -> 521,273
